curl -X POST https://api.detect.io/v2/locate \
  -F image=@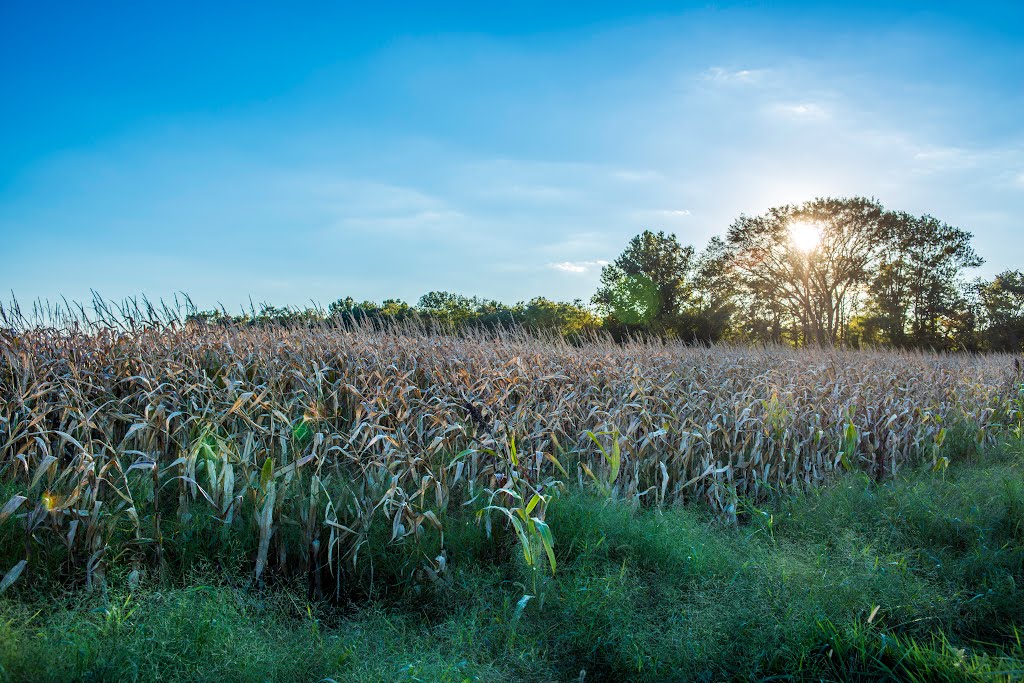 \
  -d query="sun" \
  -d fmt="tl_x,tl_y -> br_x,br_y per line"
788,220 -> 822,253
